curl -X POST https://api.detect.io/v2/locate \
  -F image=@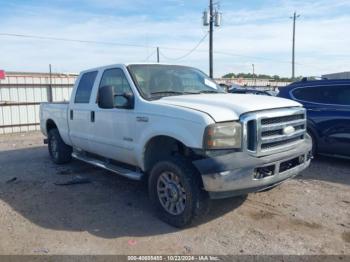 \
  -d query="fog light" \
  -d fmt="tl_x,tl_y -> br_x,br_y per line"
254,165 -> 275,179
298,155 -> 305,164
